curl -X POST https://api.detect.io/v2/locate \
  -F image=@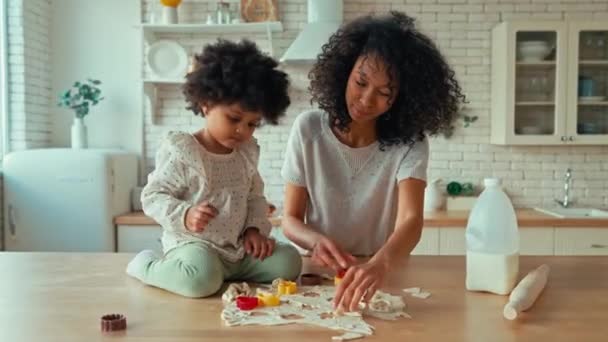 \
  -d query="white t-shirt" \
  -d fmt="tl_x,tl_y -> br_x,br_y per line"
141,131 -> 271,262
281,110 -> 429,256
